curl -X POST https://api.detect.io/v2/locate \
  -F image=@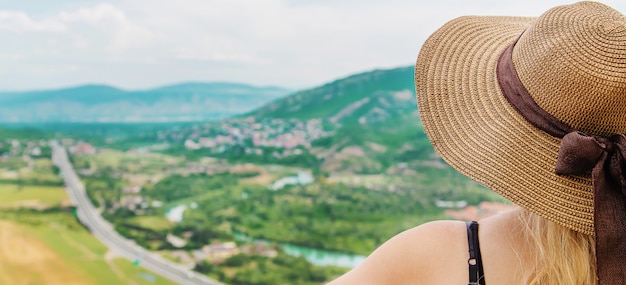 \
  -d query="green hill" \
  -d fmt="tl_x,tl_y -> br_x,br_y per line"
249,66 -> 415,123
247,66 -> 432,174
